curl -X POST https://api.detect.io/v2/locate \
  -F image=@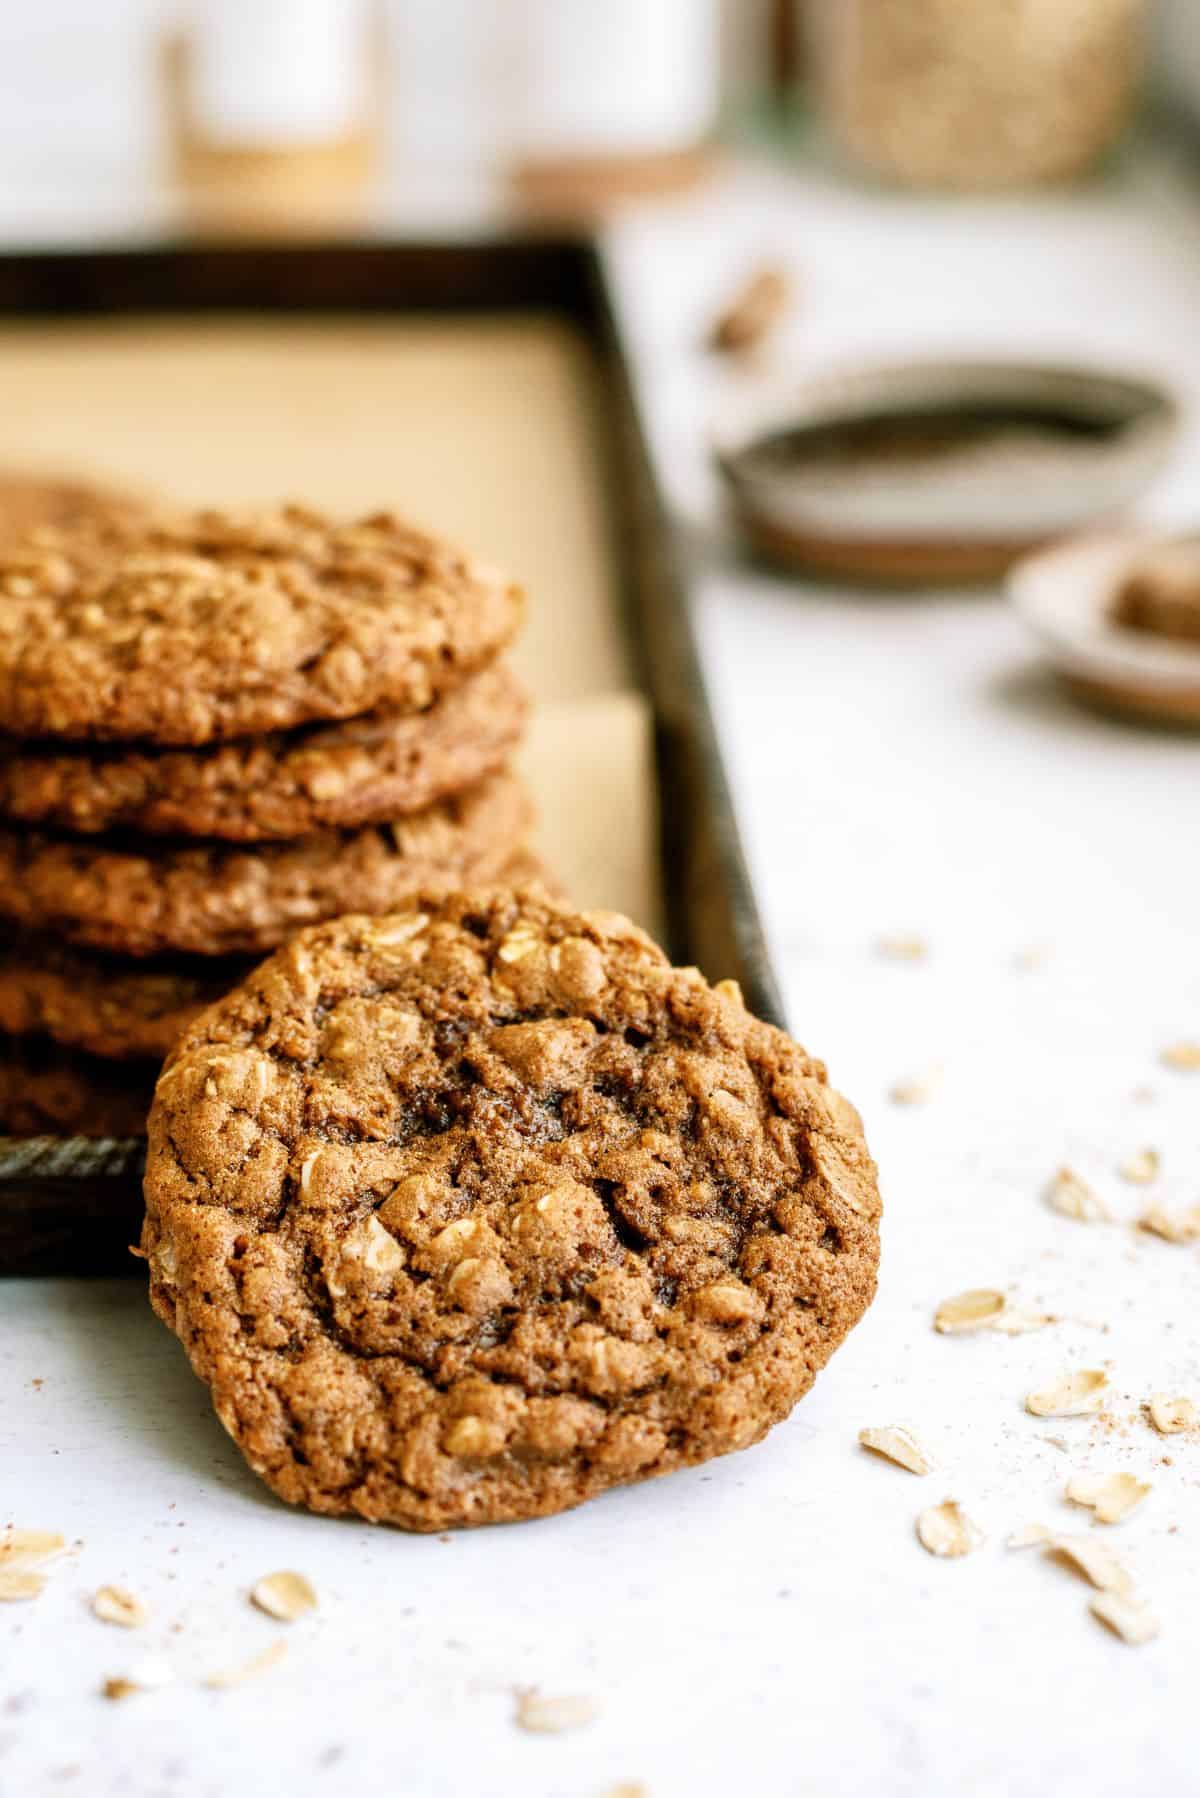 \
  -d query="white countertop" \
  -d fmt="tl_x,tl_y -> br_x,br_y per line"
5,139 -> 1200,1798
